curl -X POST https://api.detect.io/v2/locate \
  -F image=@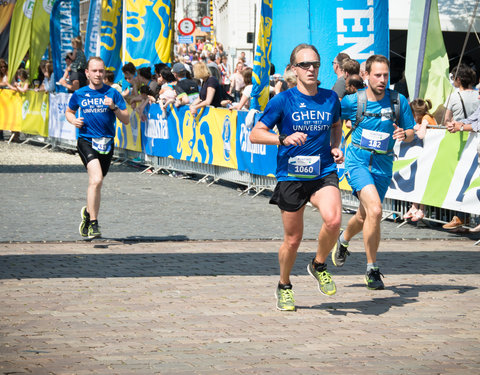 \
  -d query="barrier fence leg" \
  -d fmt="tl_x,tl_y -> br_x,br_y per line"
239,186 -> 254,196
251,187 -> 266,198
